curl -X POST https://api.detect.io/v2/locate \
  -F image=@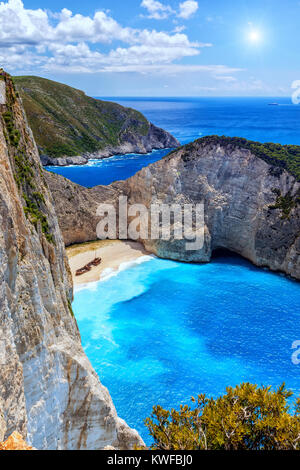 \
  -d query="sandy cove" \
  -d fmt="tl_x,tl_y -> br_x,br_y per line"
67,239 -> 151,285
